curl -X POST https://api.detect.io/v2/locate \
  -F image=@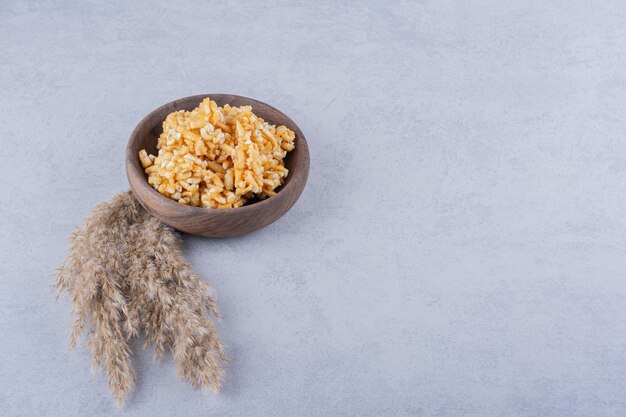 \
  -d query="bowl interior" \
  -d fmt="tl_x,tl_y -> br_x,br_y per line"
130,94 -> 304,207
